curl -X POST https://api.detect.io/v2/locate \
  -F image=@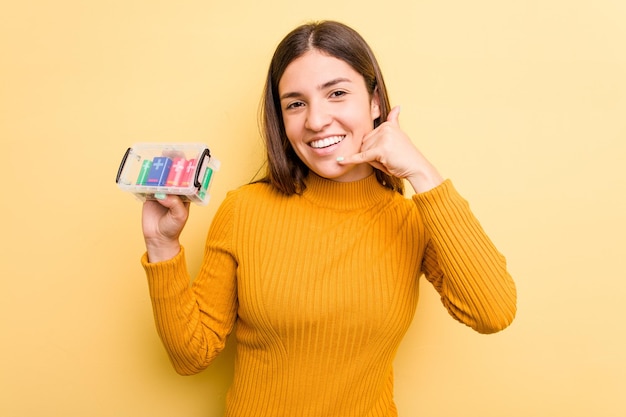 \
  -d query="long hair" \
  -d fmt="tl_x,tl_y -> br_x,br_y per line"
258,21 -> 404,195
